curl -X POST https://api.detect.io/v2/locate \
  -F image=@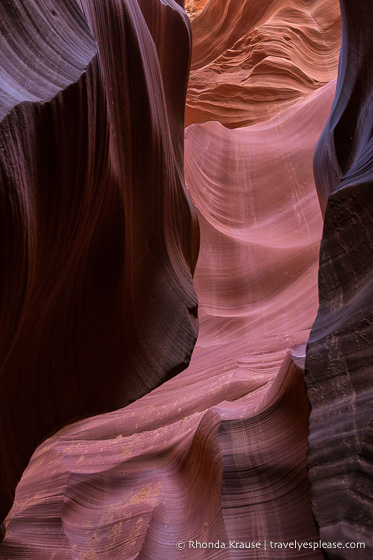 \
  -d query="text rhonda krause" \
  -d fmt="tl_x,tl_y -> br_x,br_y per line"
187,540 -> 366,551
